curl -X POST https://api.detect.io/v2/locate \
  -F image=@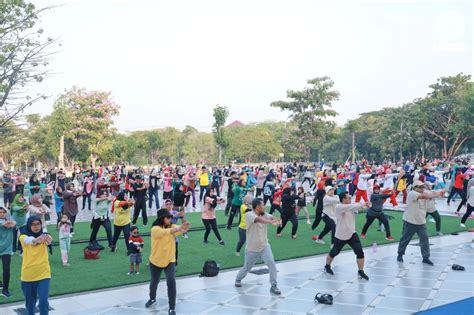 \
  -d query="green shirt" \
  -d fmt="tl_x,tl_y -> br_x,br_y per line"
11,205 -> 28,227
0,223 -> 13,255
232,185 -> 245,206
94,199 -> 111,219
